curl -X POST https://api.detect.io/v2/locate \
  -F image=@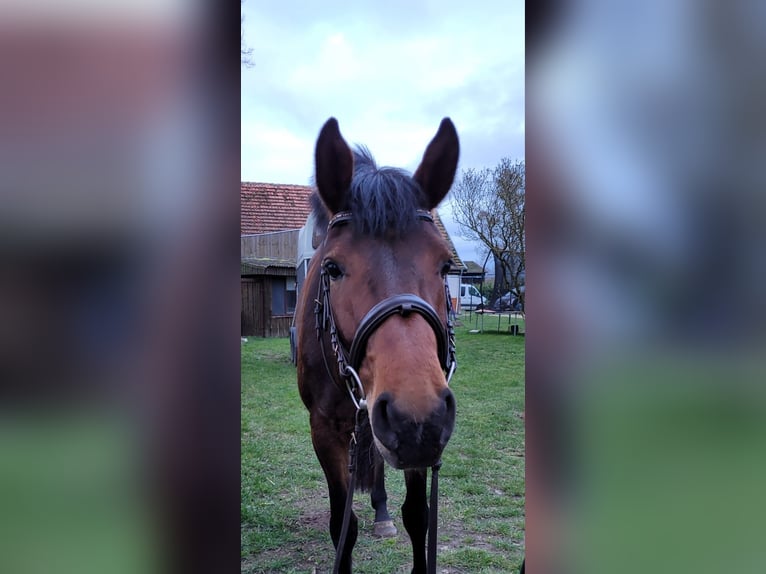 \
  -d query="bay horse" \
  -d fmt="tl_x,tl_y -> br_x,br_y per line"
296,117 -> 460,574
